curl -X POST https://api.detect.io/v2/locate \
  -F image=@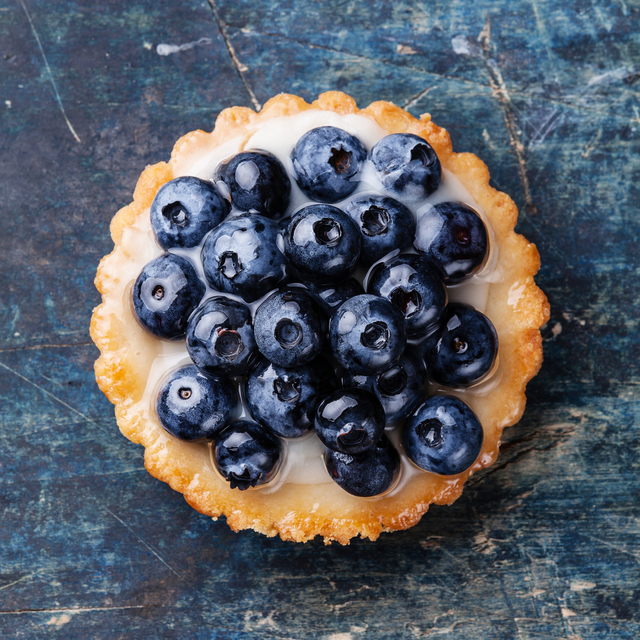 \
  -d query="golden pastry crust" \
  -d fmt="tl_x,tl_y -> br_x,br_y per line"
91,91 -> 549,545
